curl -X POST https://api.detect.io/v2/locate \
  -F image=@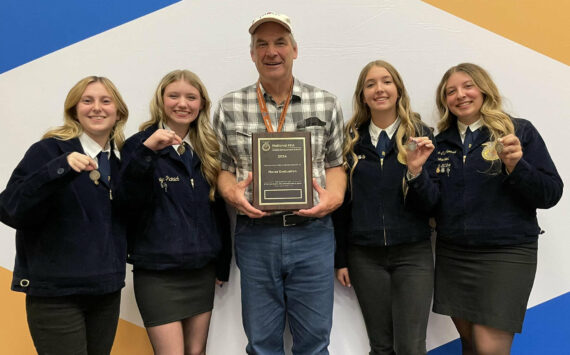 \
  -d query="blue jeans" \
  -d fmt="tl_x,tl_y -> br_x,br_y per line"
235,216 -> 335,355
